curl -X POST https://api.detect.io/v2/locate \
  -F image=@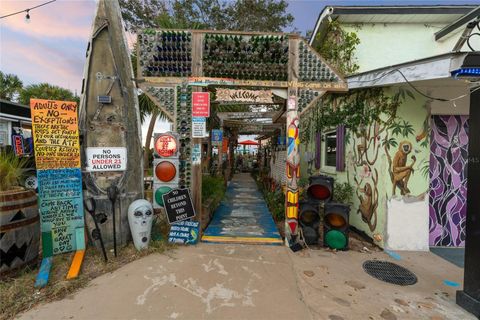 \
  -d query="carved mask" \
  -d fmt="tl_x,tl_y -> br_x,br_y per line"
127,199 -> 153,251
